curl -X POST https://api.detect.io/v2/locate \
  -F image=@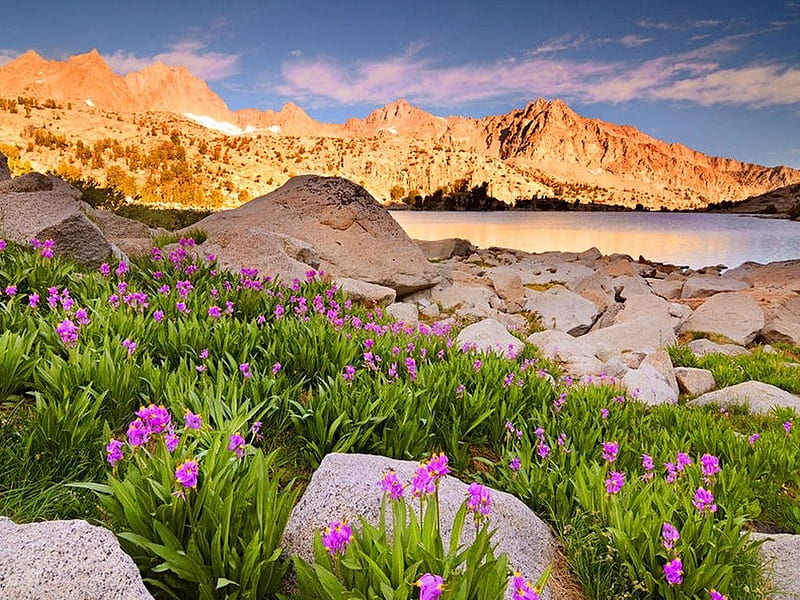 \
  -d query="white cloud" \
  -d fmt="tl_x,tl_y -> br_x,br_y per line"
619,35 -> 653,48
104,41 -> 239,81
277,35 -> 800,109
